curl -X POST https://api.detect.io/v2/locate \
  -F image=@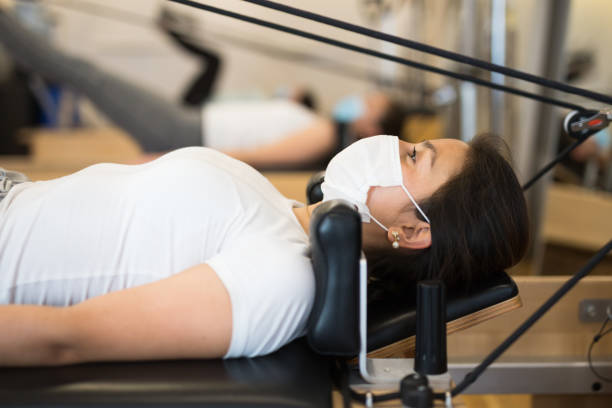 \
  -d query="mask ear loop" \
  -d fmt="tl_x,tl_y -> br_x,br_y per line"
401,185 -> 431,224
367,186 -> 430,232
369,213 -> 389,232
